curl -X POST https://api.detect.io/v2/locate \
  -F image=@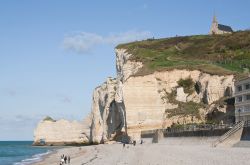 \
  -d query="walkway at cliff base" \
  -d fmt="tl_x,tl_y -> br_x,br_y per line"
142,120 -> 250,147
